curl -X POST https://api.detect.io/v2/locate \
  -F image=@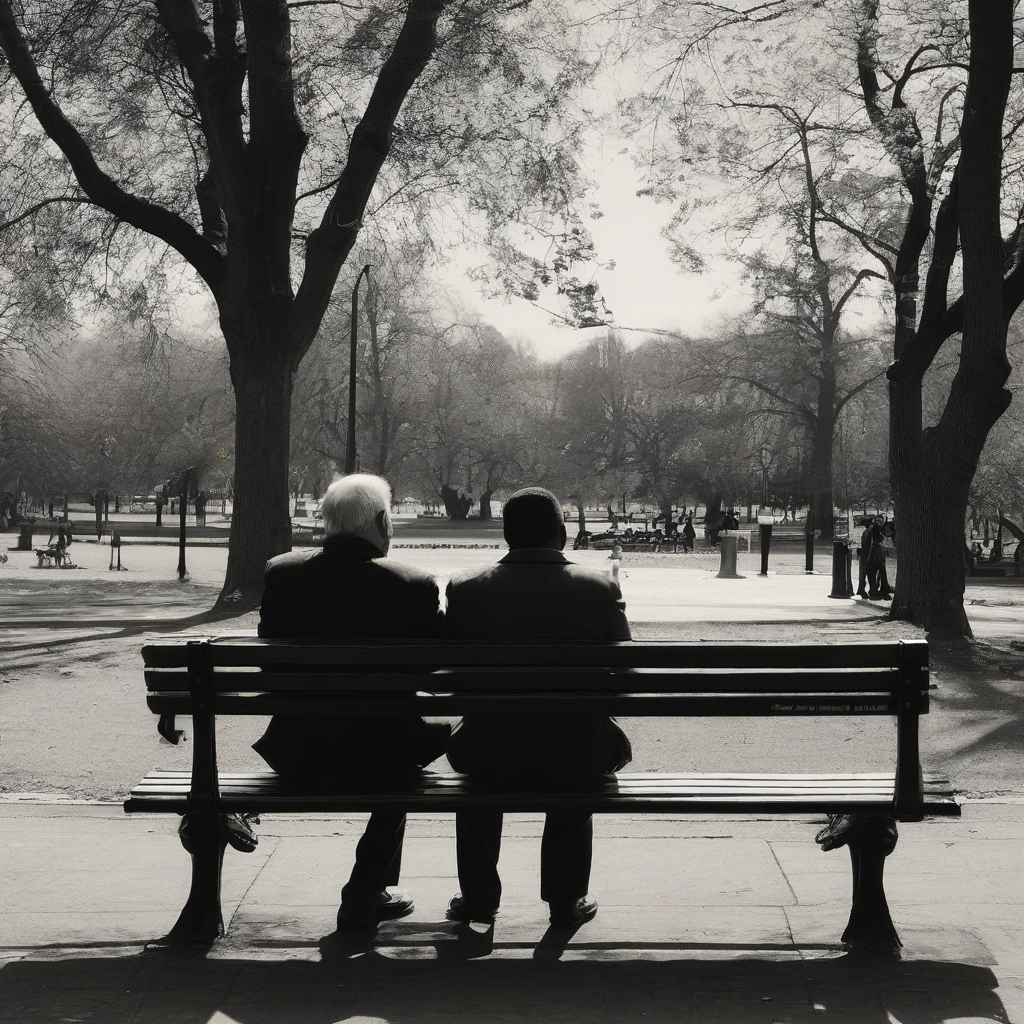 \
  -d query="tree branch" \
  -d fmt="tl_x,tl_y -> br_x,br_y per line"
291,0 -> 448,360
835,366 -> 887,416
0,195 -> 96,232
832,267 -> 885,321
0,1 -> 225,290
815,204 -> 897,276
155,0 -> 248,219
